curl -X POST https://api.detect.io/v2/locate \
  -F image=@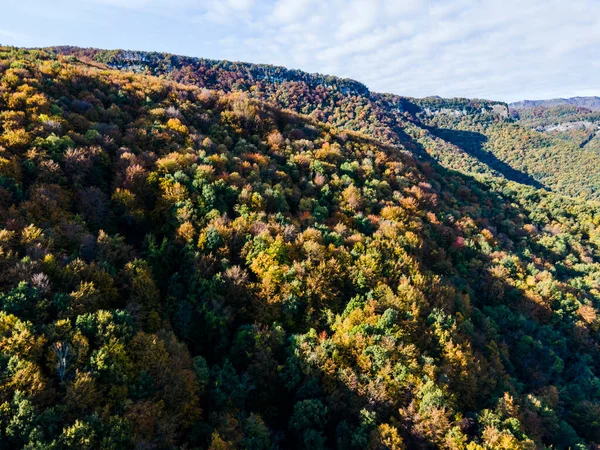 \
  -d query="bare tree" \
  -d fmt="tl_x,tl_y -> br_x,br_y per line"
51,342 -> 73,381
